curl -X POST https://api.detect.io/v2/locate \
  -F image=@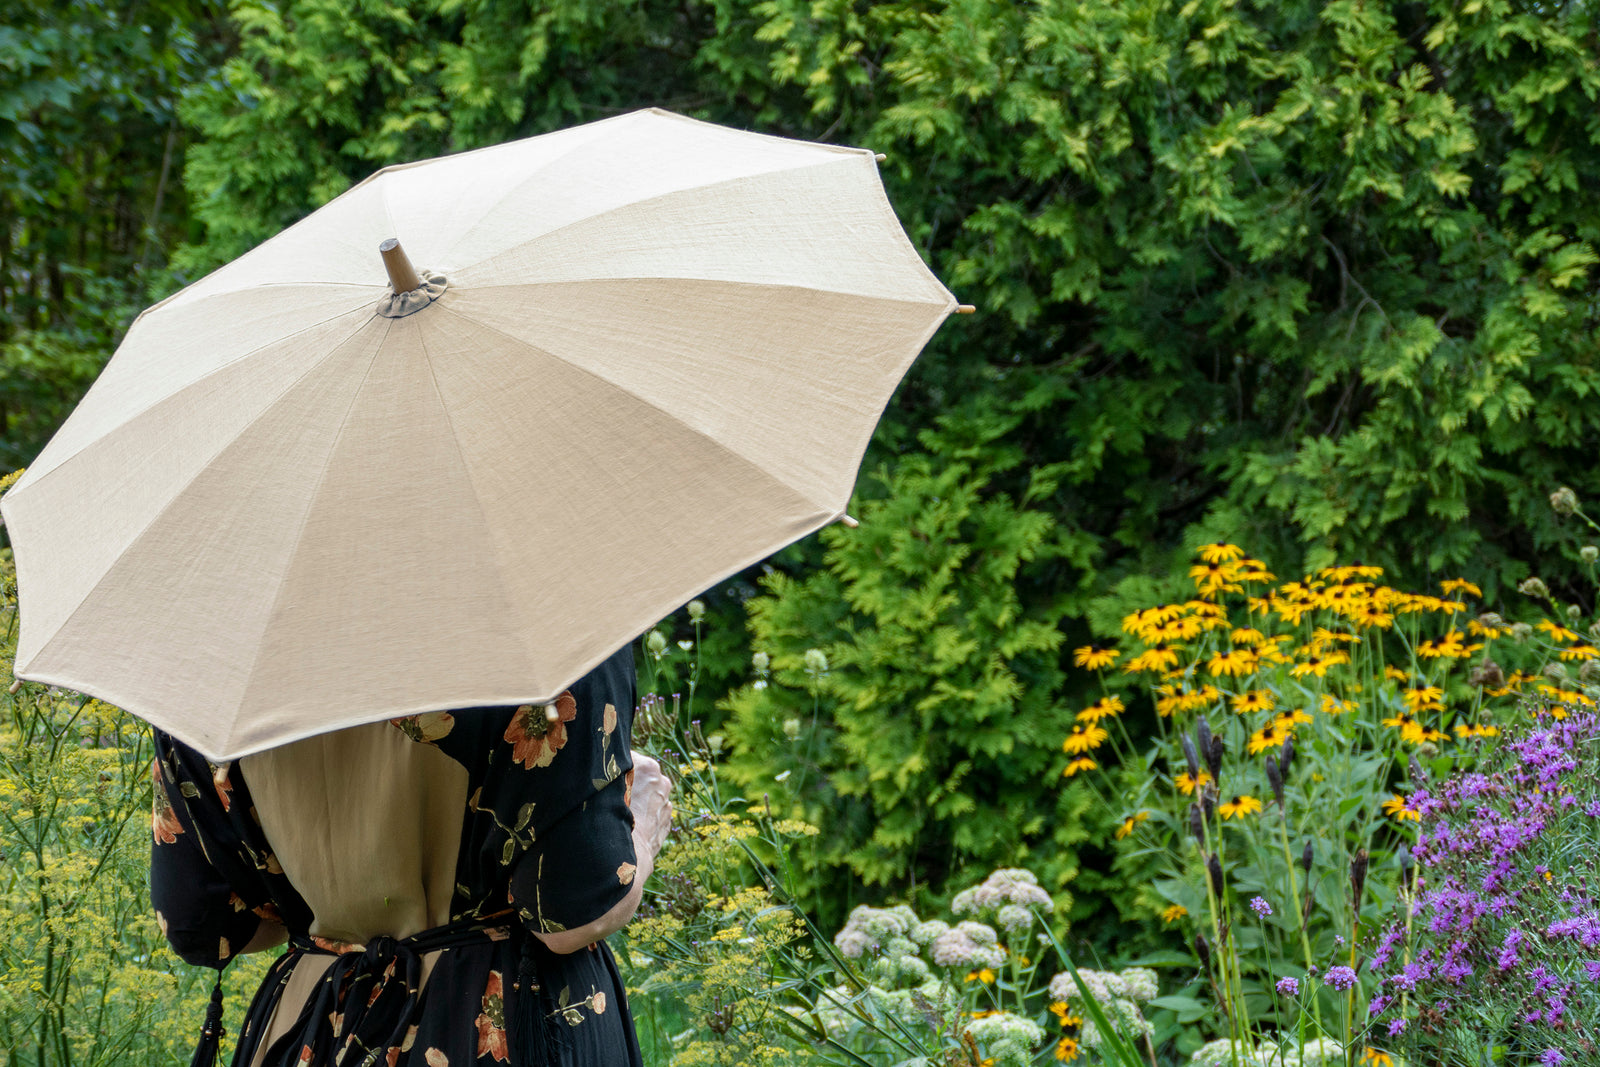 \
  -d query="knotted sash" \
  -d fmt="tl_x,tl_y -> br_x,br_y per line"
229,914 -> 548,1067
